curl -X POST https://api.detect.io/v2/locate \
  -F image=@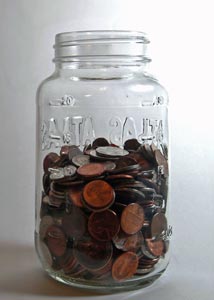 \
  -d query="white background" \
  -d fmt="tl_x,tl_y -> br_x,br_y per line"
0,0 -> 214,299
